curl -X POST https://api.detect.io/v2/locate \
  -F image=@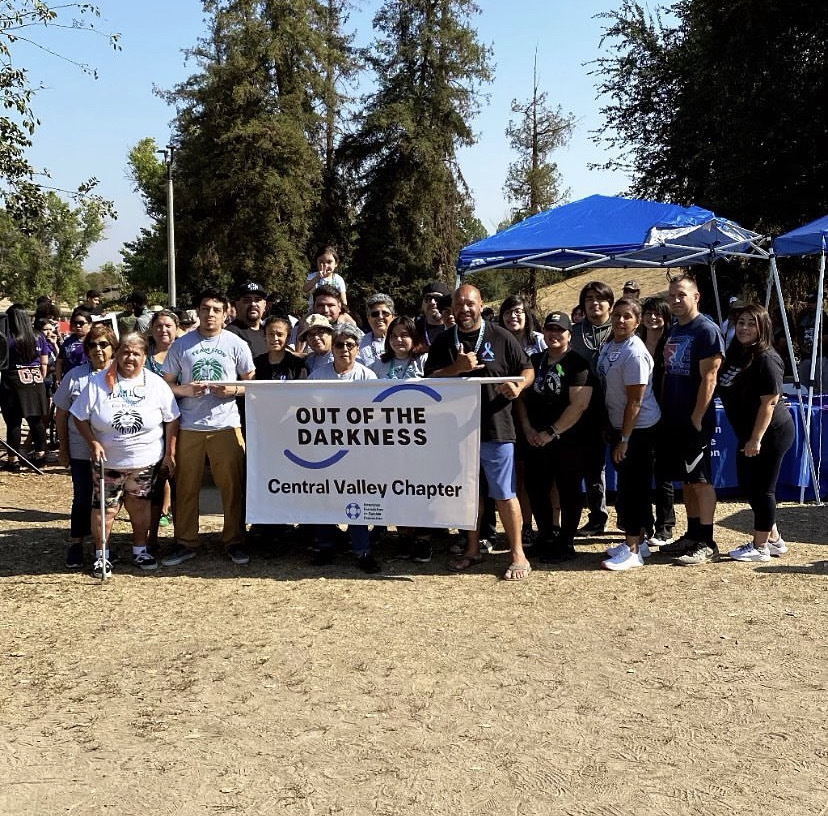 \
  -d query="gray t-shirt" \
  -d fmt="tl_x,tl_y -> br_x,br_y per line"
52,362 -> 94,459
308,361 -> 377,381
596,334 -> 661,430
162,329 -> 254,431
